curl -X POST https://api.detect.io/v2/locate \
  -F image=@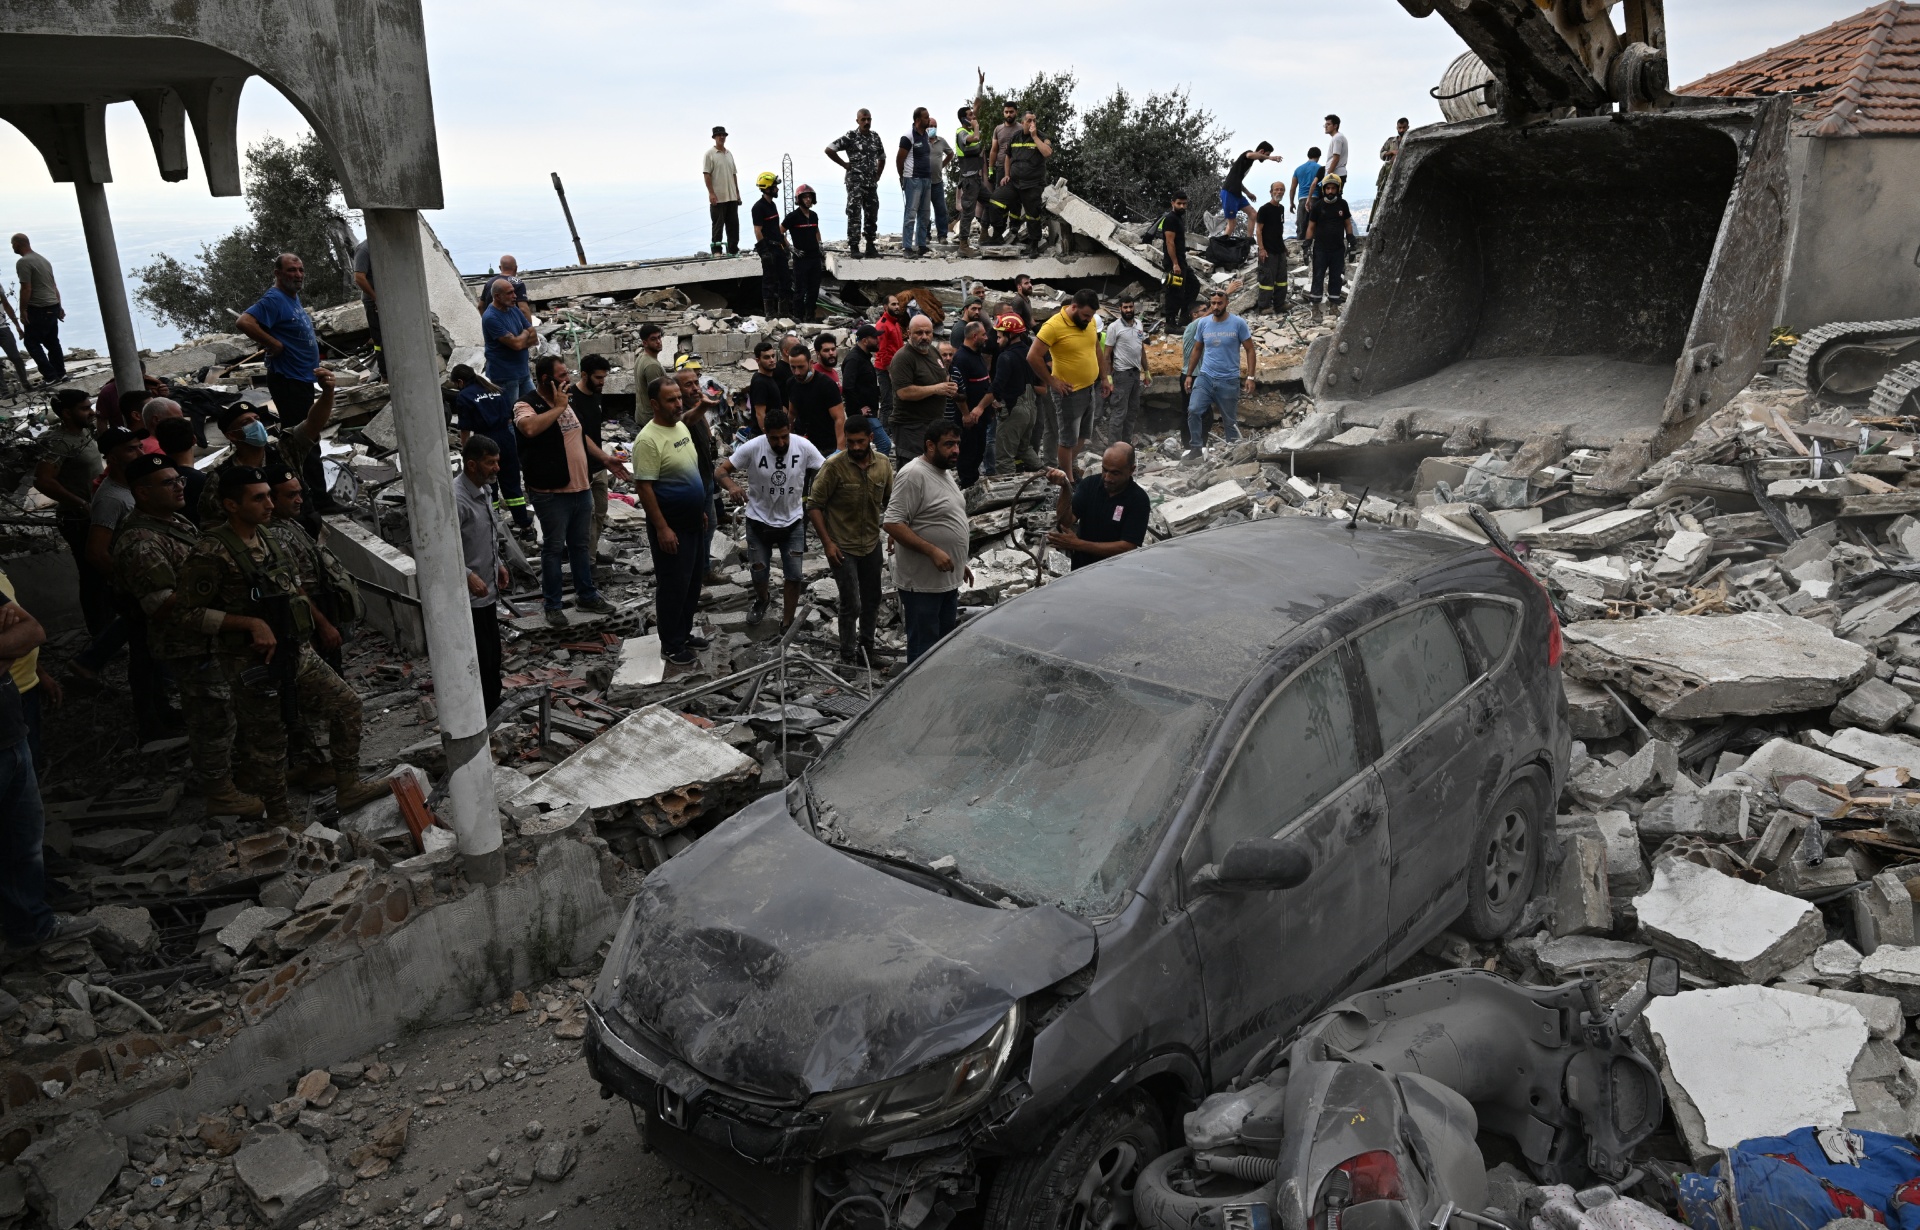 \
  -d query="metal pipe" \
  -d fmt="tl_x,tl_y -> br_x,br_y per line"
71,180 -> 143,406
362,209 -> 502,882
552,173 -> 587,265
